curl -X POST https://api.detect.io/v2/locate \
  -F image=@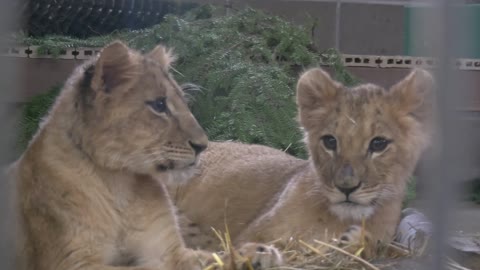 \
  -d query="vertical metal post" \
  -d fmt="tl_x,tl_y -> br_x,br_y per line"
225,0 -> 232,16
413,1 -> 473,270
335,0 -> 342,50
0,0 -> 18,268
